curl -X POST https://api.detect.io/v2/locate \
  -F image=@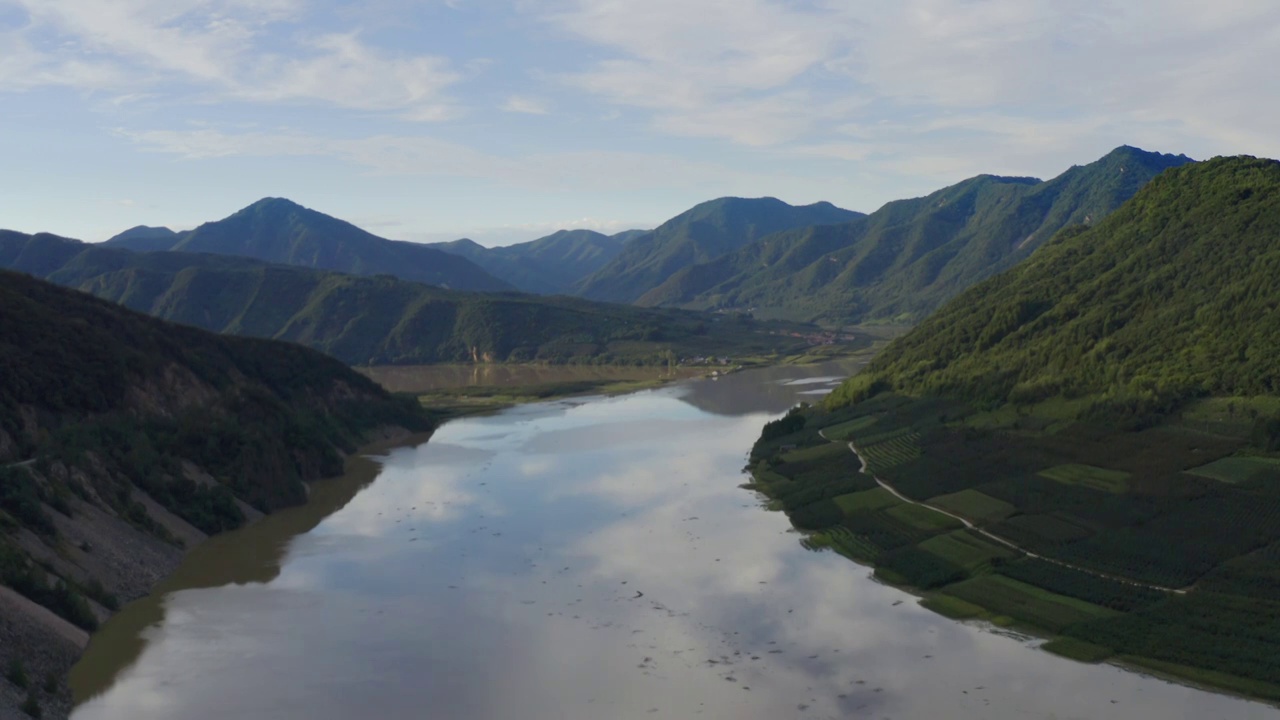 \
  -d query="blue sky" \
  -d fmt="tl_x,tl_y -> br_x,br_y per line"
2,1 -> 1278,246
